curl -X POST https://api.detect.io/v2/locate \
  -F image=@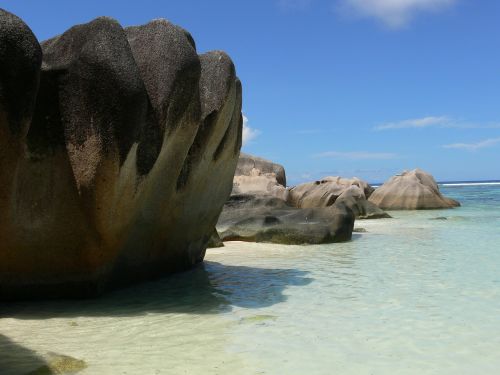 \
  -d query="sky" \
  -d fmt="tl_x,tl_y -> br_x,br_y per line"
2,0 -> 500,184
